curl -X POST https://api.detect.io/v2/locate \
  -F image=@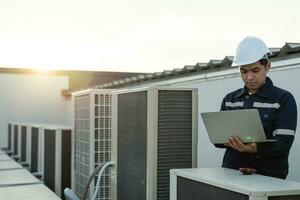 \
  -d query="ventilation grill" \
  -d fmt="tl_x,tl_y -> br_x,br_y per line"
8,124 -> 11,150
94,93 -> 112,200
44,130 -> 56,192
157,90 -> 193,200
177,177 -> 300,200
31,127 -> 39,172
20,126 -> 27,162
74,92 -> 112,200
177,176 -> 248,200
269,196 -> 300,200
74,94 -> 91,197
62,130 -> 72,197
13,125 -> 18,155
117,91 -> 148,200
